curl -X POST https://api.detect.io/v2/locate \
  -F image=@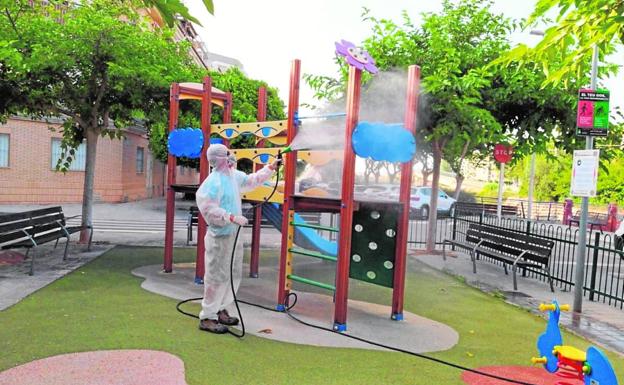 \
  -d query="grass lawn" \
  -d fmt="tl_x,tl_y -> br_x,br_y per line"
0,246 -> 622,385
